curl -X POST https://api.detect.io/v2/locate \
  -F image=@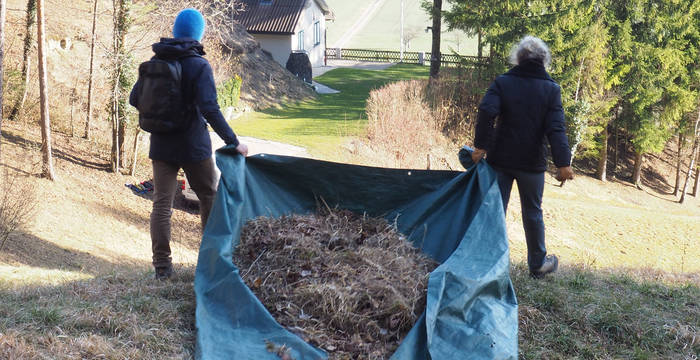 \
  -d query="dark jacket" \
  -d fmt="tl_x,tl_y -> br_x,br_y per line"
474,60 -> 571,172
129,38 -> 239,164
